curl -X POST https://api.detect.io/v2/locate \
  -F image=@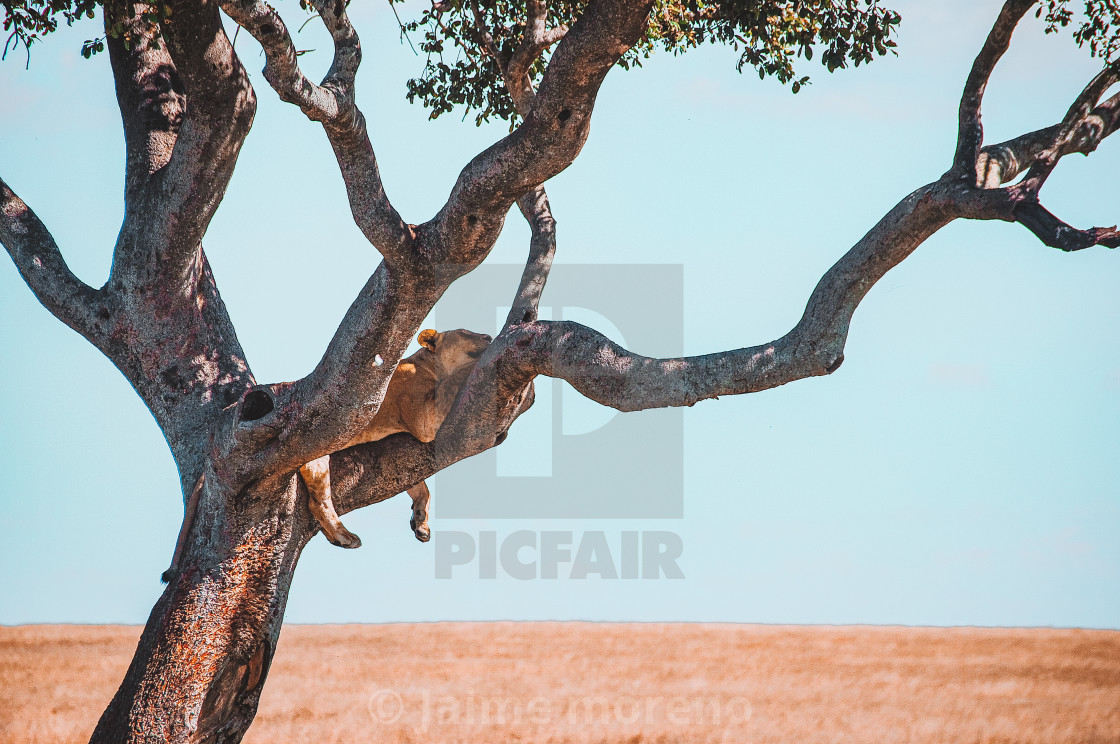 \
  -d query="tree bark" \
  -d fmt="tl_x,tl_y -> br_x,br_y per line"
92,474 -> 306,744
